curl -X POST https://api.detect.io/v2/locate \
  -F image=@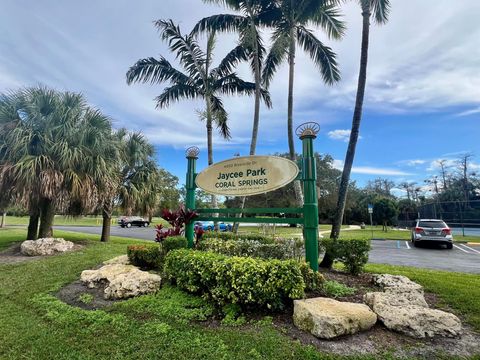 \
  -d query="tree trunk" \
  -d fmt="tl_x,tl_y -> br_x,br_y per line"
38,198 -> 55,238
27,201 -> 40,240
205,97 -> 218,229
100,202 -> 112,242
320,5 -> 371,268
287,26 -> 304,207
234,29 -> 262,234
0,211 -> 5,228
